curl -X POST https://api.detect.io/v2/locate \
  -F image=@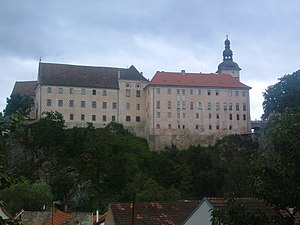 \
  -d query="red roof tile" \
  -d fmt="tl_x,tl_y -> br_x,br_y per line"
149,71 -> 251,89
109,200 -> 200,225
44,210 -> 76,225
